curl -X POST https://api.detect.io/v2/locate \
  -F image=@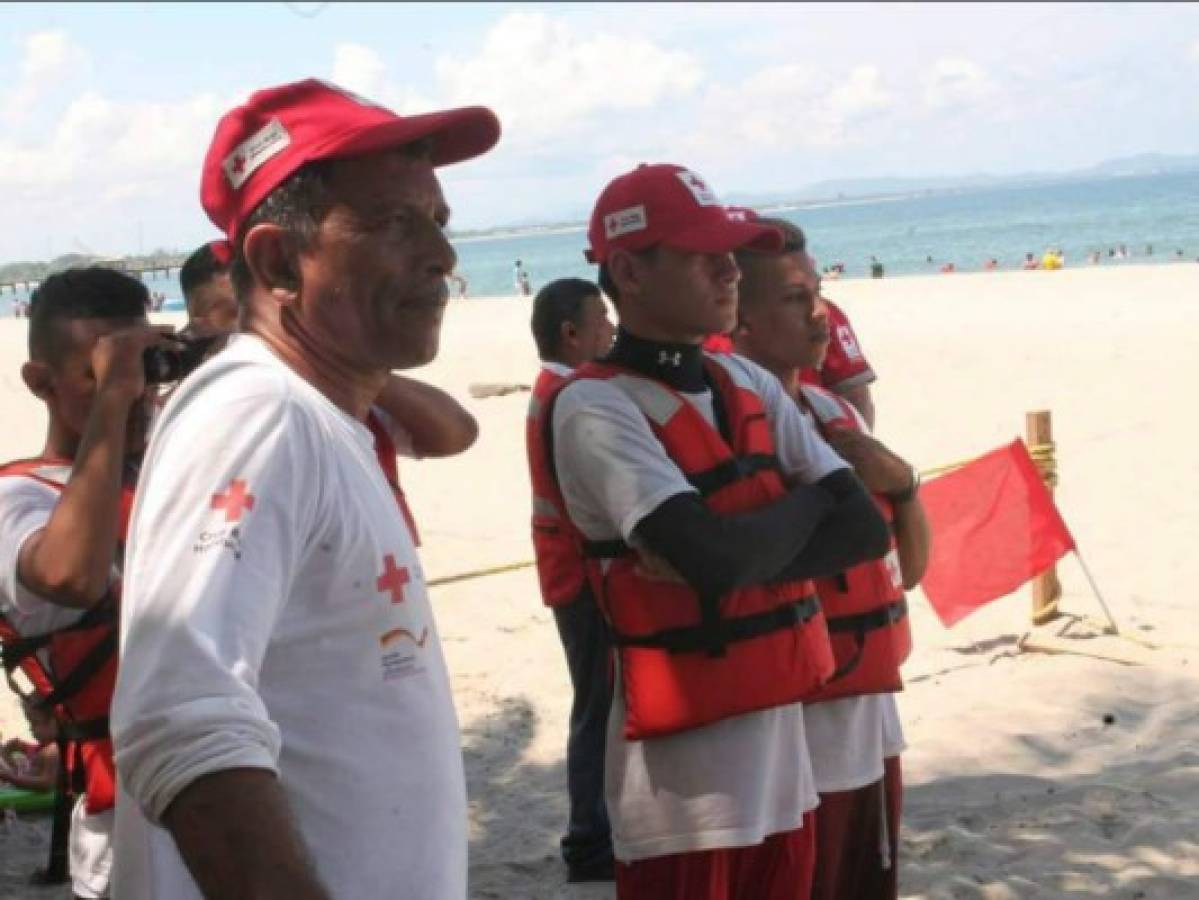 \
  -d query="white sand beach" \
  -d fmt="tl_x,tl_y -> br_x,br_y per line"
2,262 -> 1198,898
